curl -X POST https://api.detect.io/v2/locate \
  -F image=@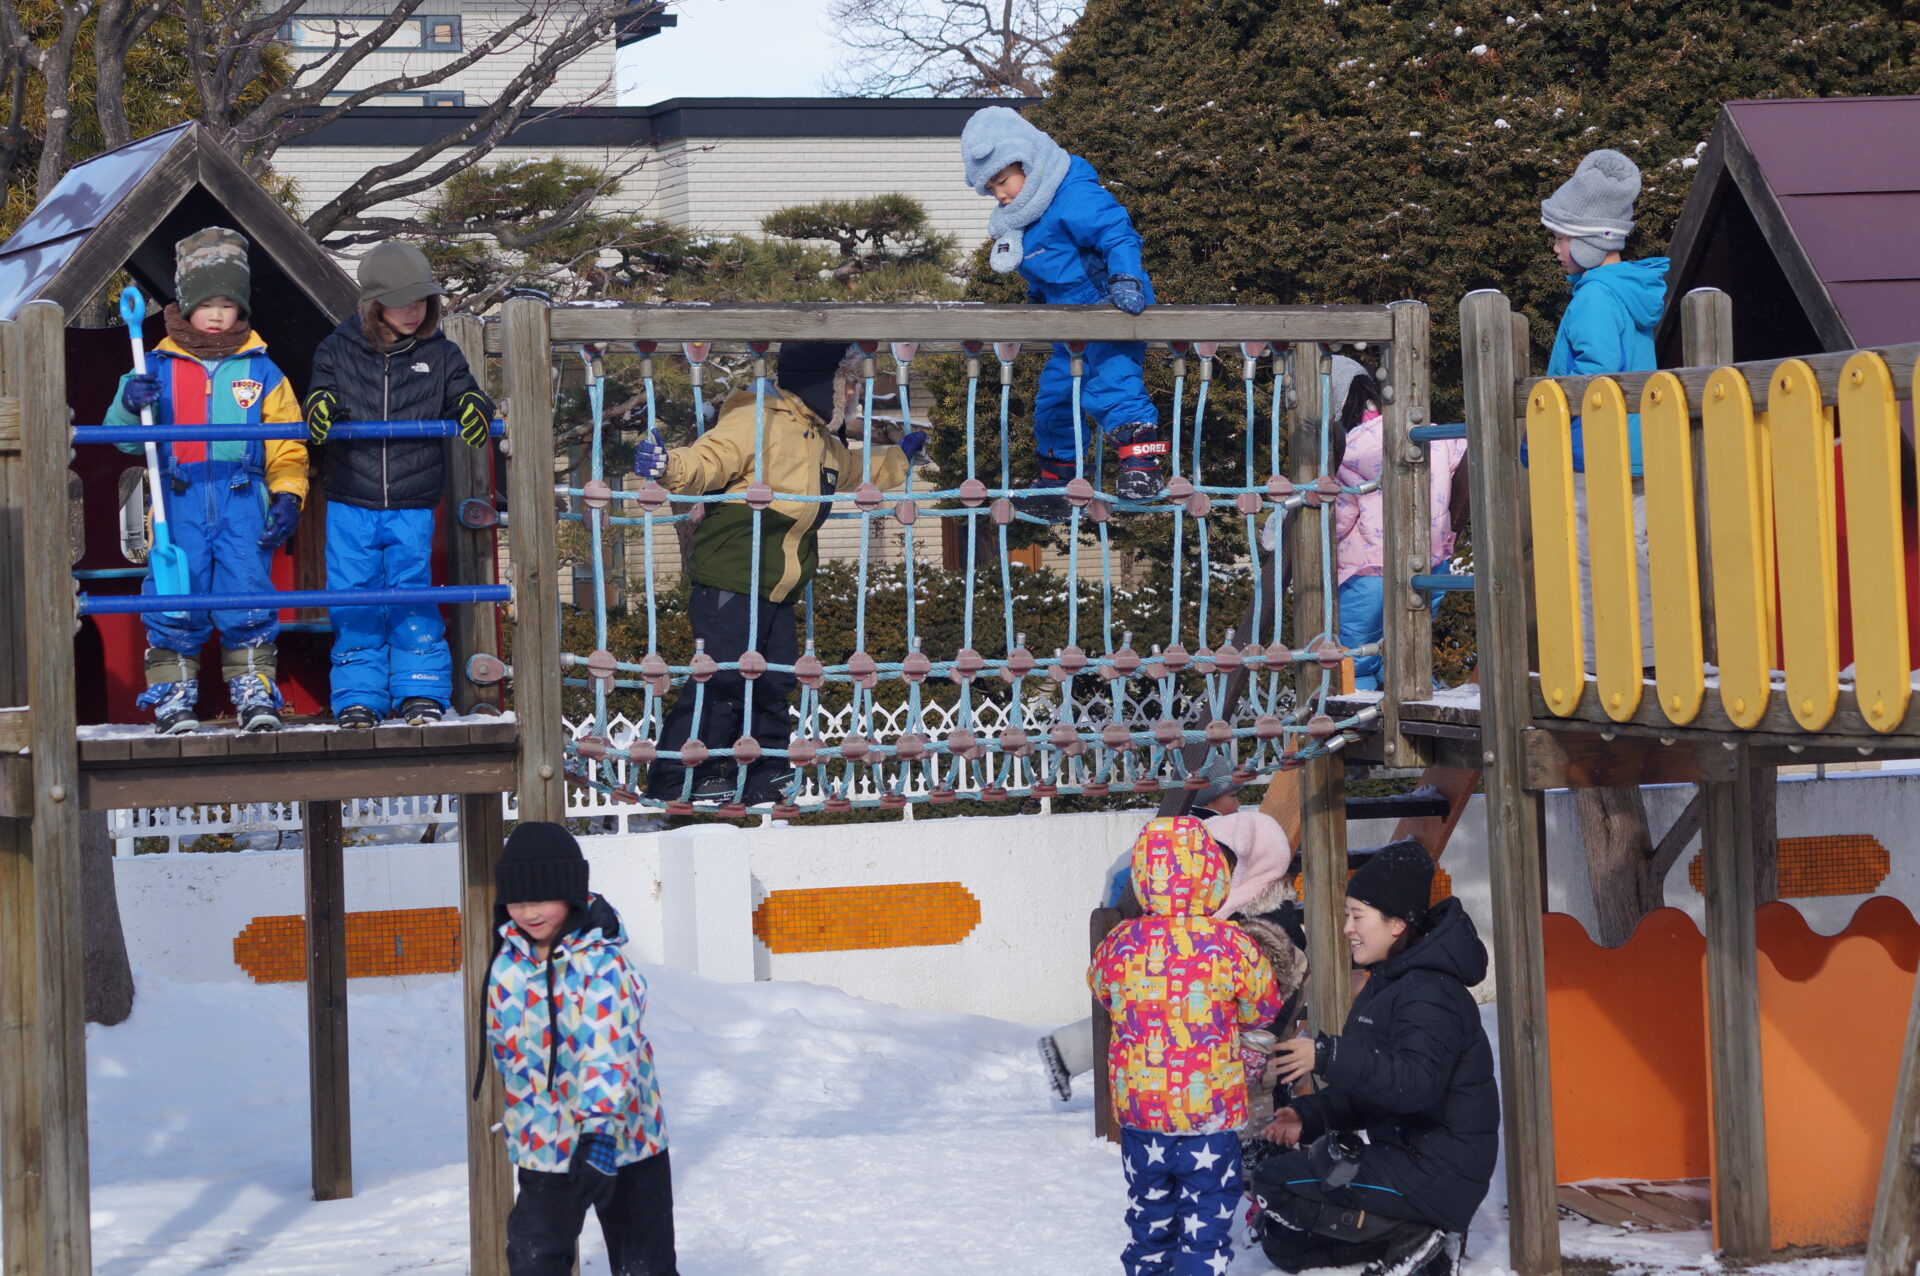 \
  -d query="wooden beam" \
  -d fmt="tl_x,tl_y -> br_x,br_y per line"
1525,672 -> 1920,745
502,296 -> 565,822
1378,300 -> 1435,768
459,792 -> 512,1276
519,302 -> 1400,348
1291,343 -> 1353,1037
1655,119 -> 1734,358
78,748 -> 516,810
303,800 -> 352,1202
444,315 -> 503,716
1700,747 -> 1771,1256
1522,727 -> 1736,790
15,301 -> 91,1274
1461,289 -> 1560,1276
1865,959 -> 1920,1276
1681,288 -> 1732,666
